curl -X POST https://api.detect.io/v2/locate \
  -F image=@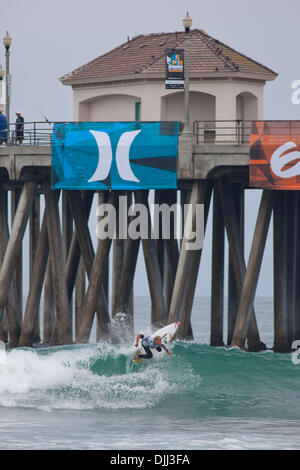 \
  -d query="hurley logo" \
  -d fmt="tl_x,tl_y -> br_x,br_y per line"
270,141 -> 300,179
88,130 -> 141,183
